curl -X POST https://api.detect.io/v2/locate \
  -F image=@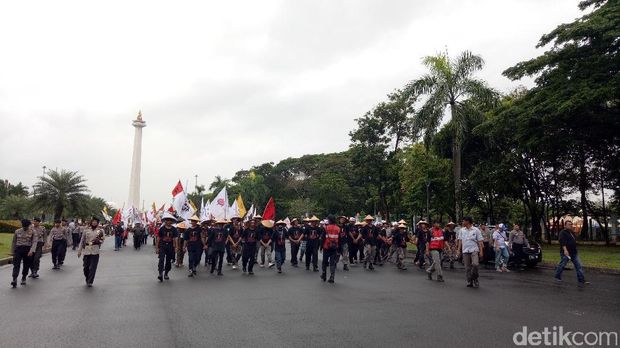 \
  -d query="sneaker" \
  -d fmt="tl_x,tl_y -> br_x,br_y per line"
466,282 -> 473,287
232,265 -> 238,270
188,273 -> 193,277
248,271 -> 254,275
437,276 -> 444,282
260,264 -> 265,268
277,269 -> 282,274
158,275 -> 163,282
343,265 -> 349,271
473,279 -> 479,288
11,281 -> 17,288
554,277 -> 562,282
313,268 -> 319,272
164,274 -> 169,280
368,264 -> 374,270
328,276 -> 334,283
217,272 -> 223,276
496,268 -> 503,273
192,270 -> 197,275
87,283 -> 93,287
320,273 -> 326,282
268,263 -> 275,269
502,267 -> 510,273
